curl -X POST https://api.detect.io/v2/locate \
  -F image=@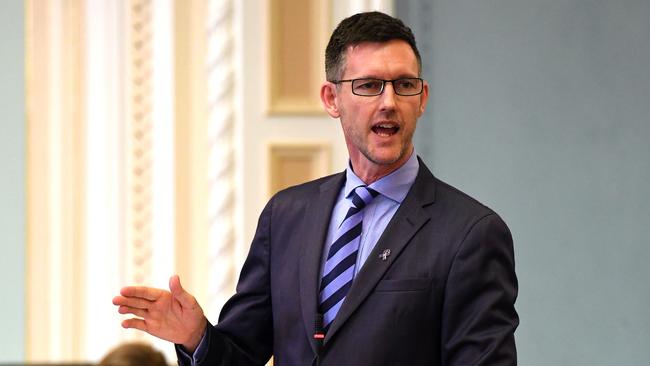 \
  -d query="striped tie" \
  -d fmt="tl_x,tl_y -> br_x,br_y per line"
319,185 -> 379,330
